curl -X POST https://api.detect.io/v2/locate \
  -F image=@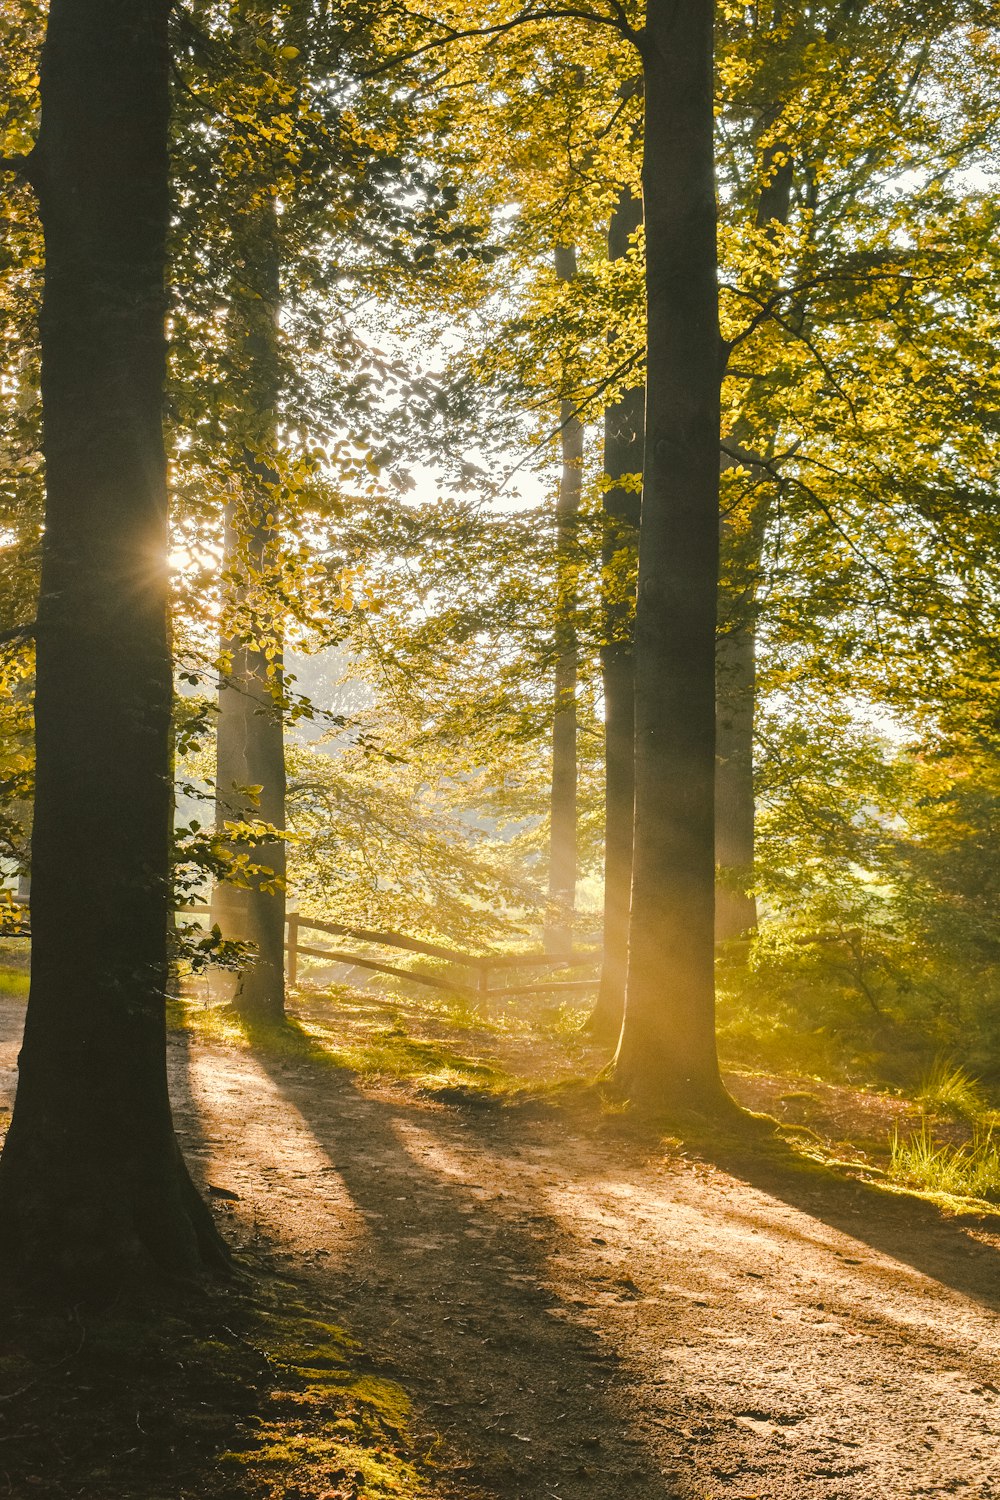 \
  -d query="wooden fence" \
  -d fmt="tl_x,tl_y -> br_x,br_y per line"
183,905 -> 599,1003
4,897 -> 601,1002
